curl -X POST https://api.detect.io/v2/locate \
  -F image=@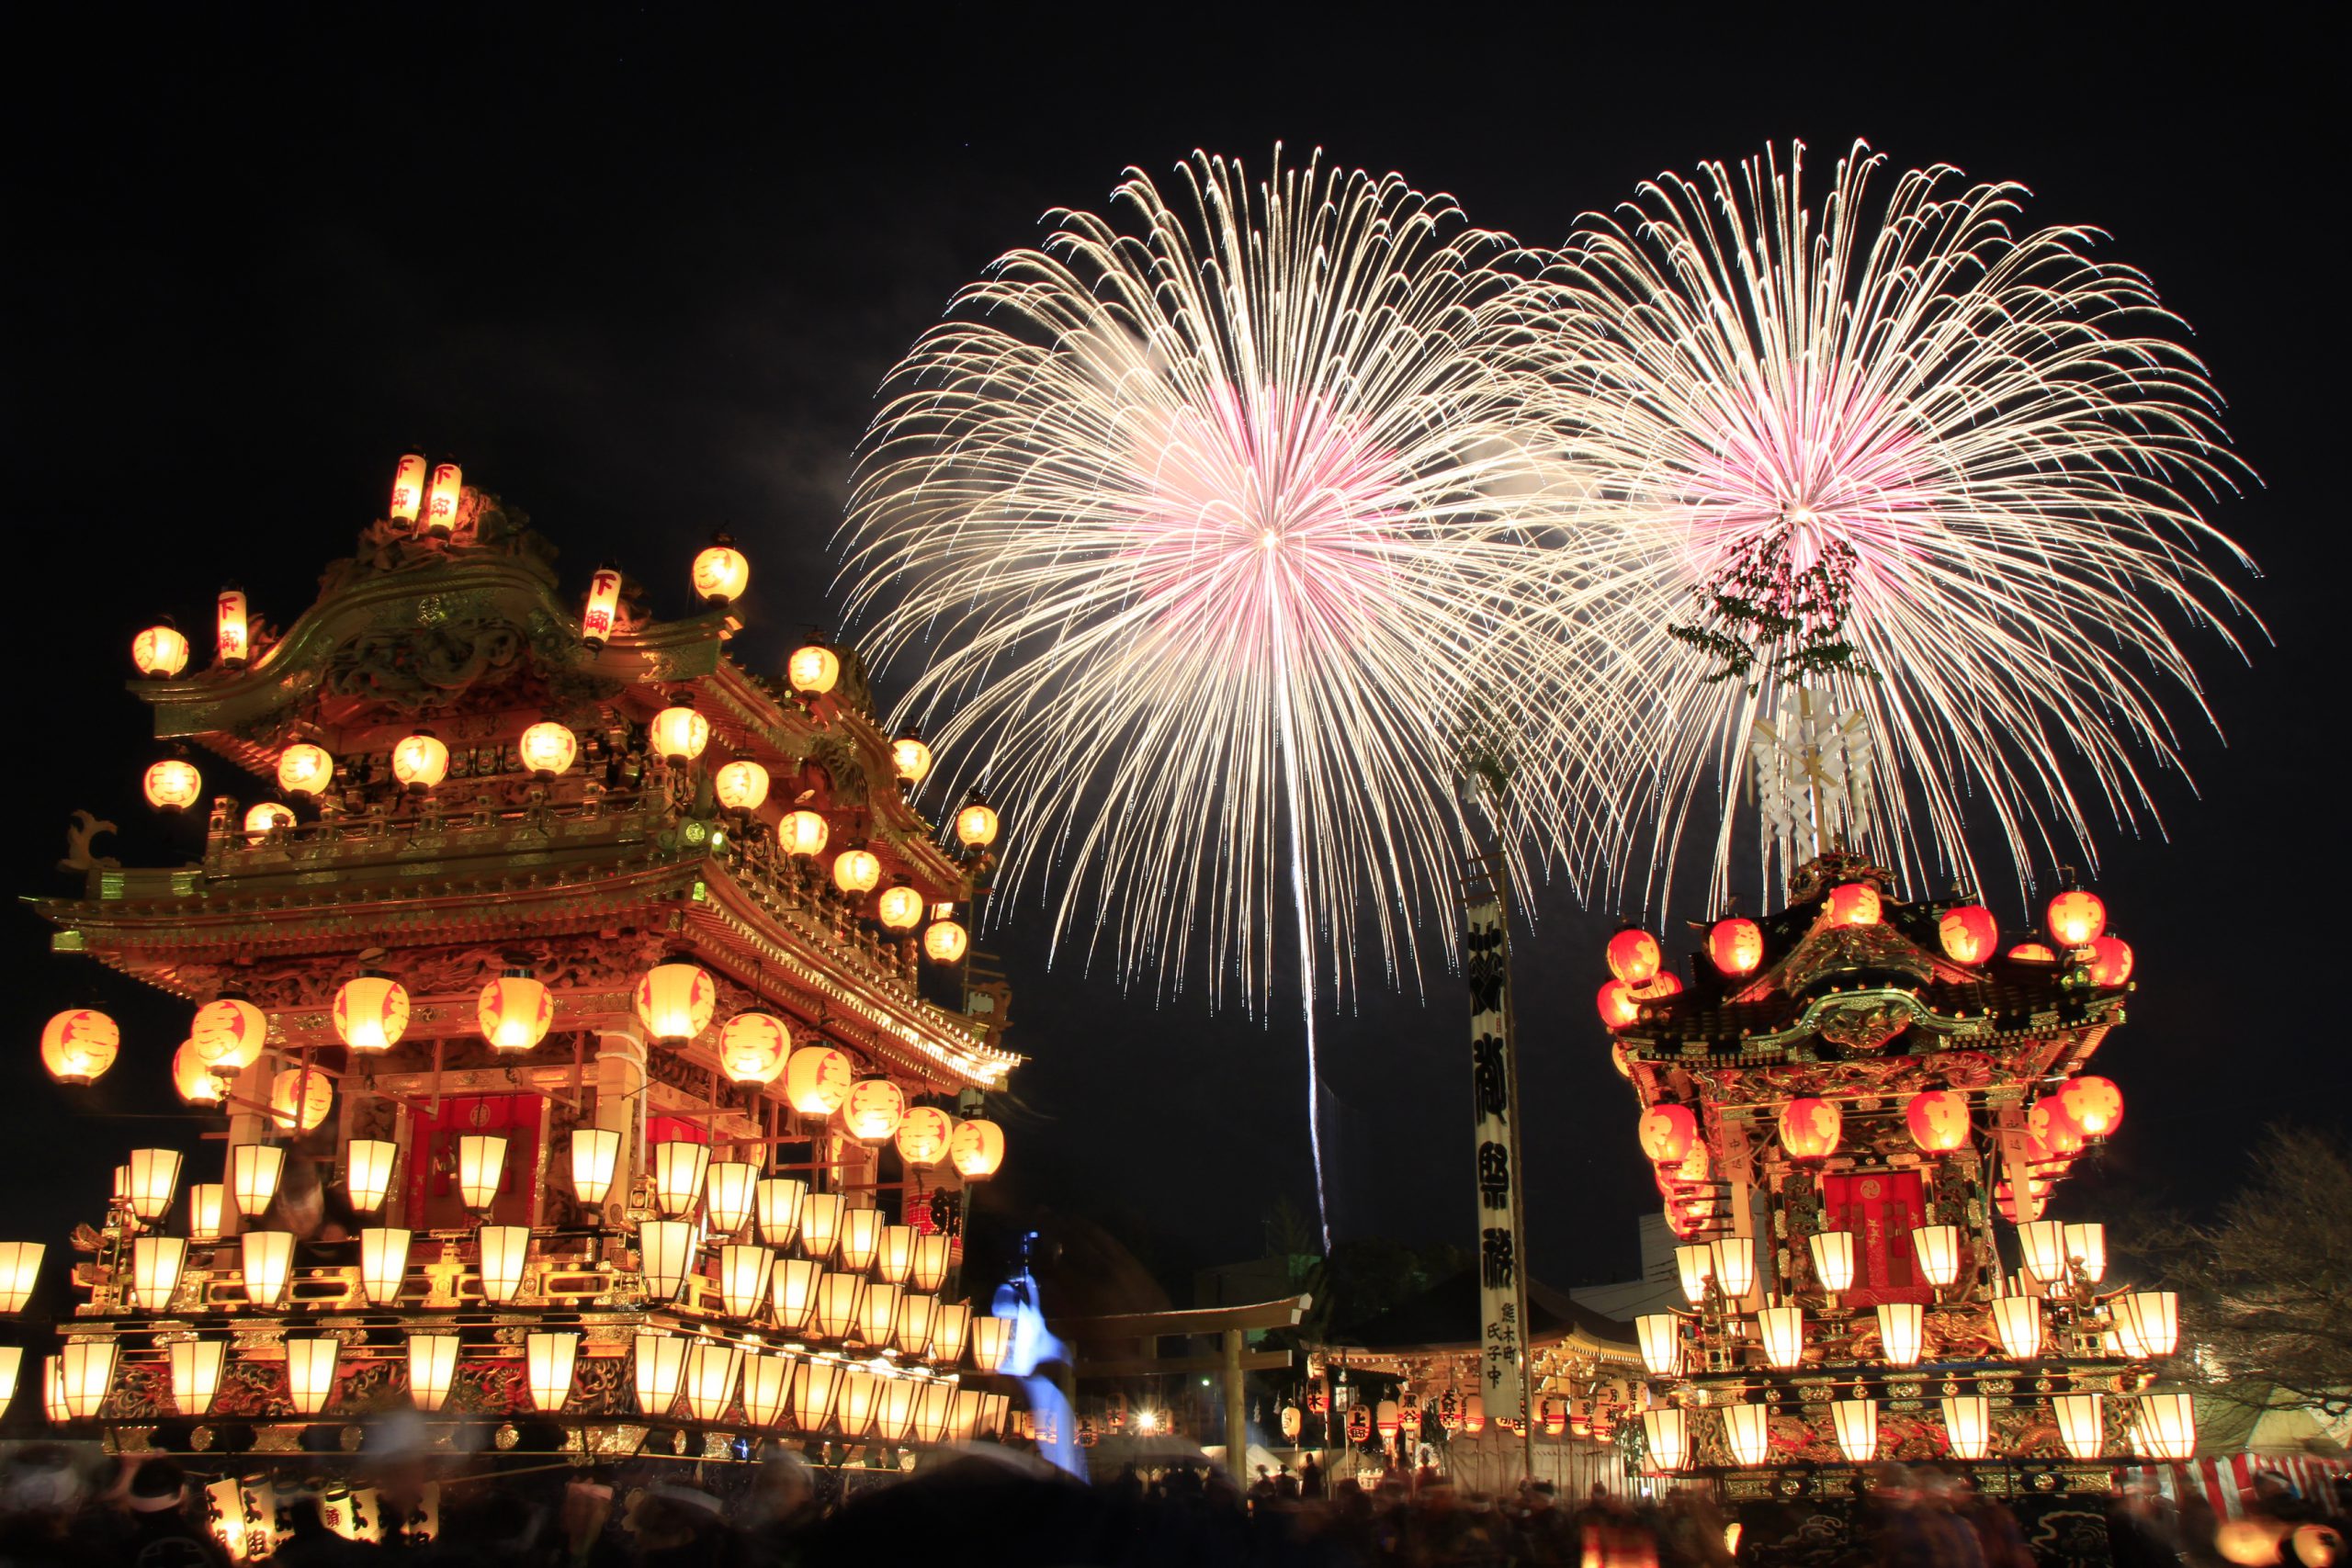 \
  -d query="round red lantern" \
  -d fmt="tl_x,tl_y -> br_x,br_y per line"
1637,1104 -> 1699,1164
2007,941 -> 2057,964
2047,888 -> 2108,948
2057,1075 -> 2124,1139
1607,929 -> 1662,986
1708,917 -> 1764,976
1778,1098 -> 1843,1159
1938,905 -> 1998,965
2030,1095 -> 2085,1156
1642,971 -> 1684,999
1597,979 -> 1639,1030
1826,884 -> 1881,926
1904,1089 -> 1970,1153
2086,935 -> 2134,988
